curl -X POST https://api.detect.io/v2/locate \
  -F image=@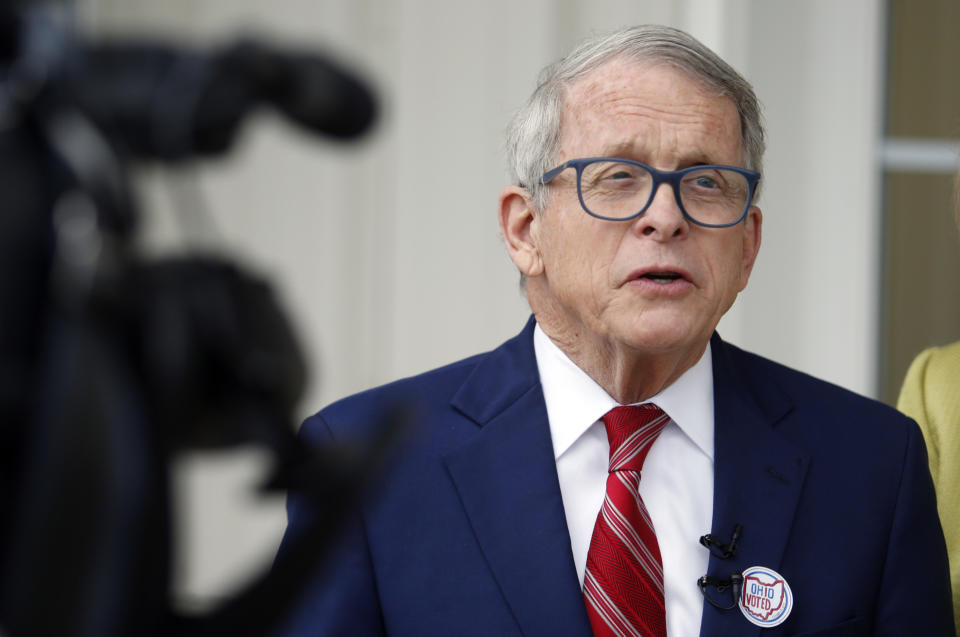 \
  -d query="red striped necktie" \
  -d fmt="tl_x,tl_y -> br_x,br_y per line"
583,404 -> 669,637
